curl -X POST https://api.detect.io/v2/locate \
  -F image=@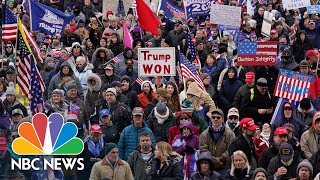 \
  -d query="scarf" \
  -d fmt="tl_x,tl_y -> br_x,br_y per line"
260,131 -> 270,141
205,65 -> 216,76
154,108 -> 169,124
87,137 -> 104,157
